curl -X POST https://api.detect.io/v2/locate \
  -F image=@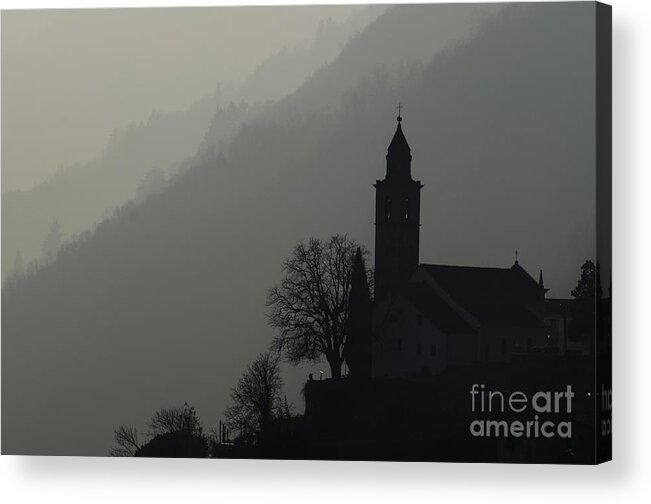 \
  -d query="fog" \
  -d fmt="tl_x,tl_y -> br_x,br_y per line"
1,5 -> 369,191
1,5 -> 384,280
